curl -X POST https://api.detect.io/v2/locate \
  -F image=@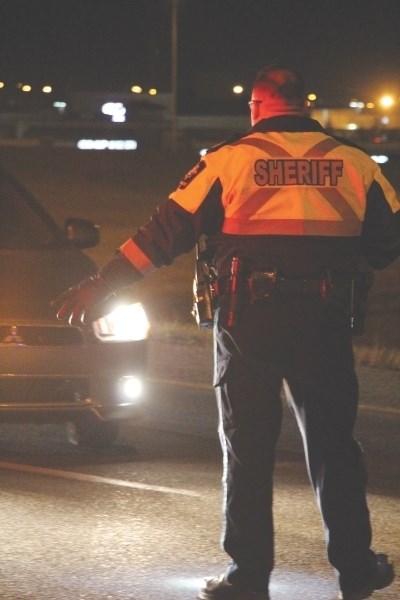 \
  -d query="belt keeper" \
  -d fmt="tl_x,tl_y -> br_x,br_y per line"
320,270 -> 334,301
